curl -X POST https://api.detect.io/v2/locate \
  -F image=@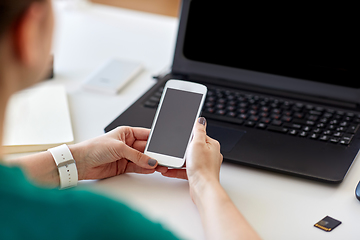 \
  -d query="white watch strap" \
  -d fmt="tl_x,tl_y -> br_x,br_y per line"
48,144 -> 78,189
